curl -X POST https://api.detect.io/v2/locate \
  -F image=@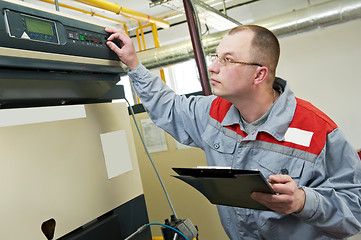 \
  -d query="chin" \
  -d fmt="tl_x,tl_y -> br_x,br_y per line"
212,88 -> 223,97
